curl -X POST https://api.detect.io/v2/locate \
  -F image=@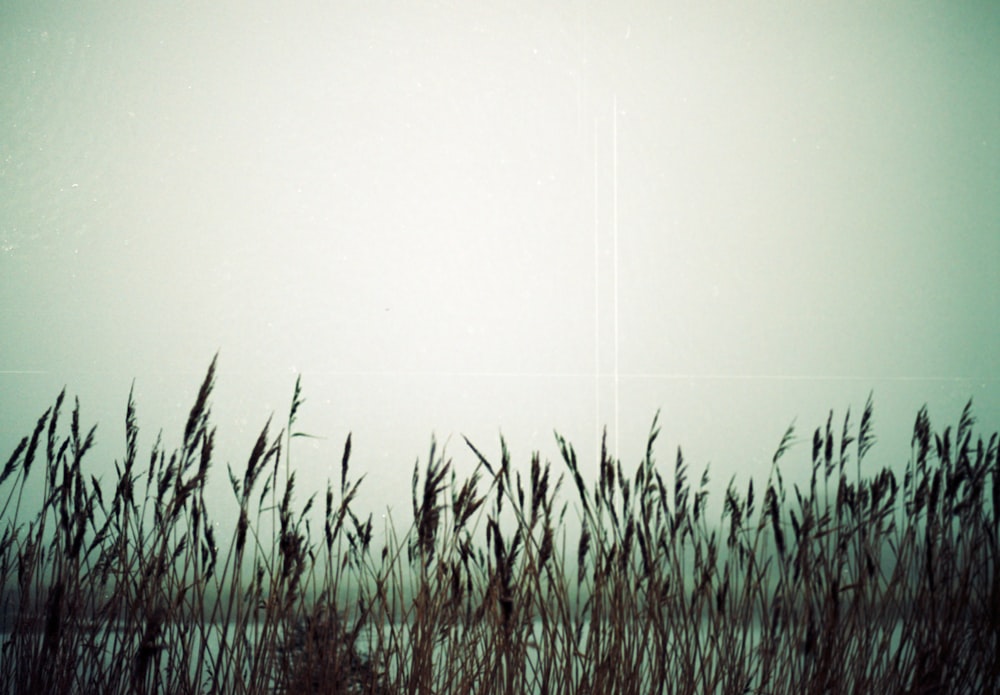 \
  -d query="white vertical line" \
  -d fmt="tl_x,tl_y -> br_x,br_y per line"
593,117 -> 601,469
577,7 -> 584,141
612,94 -> 620,464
